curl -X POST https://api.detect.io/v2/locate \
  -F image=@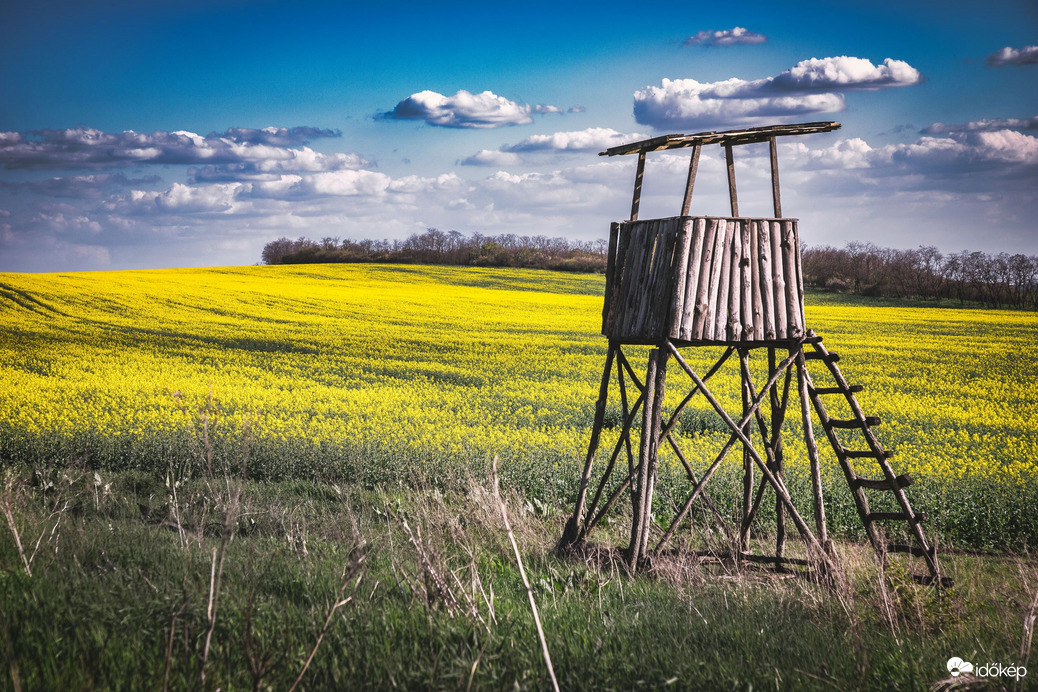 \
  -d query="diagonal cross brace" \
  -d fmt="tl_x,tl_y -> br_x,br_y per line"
656,341 -> 837,573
